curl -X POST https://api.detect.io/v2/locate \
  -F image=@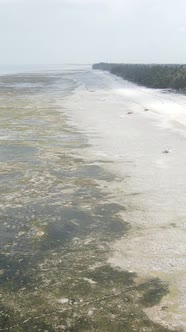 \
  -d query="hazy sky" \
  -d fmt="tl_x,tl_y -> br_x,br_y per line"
0,0 -> 186,64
